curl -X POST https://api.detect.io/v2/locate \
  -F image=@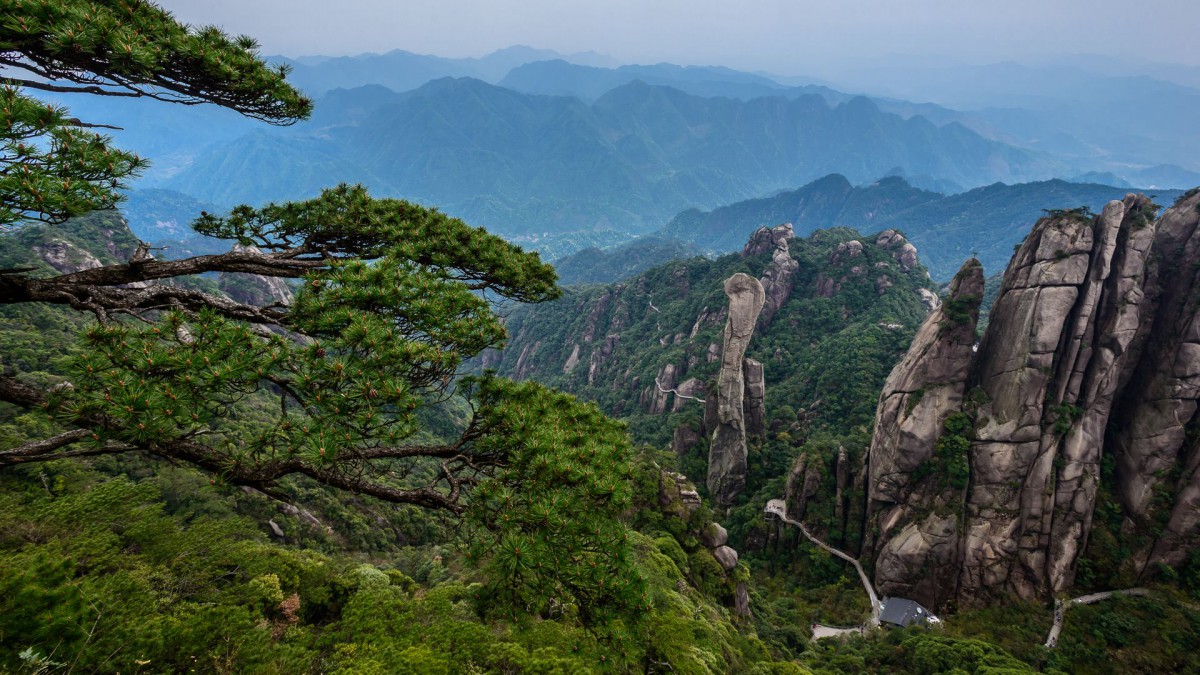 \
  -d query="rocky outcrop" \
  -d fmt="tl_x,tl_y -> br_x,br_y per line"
642,363 -> 679,414
959,199 -> 1150,604
586,334 -> 620,385
33,239 -> 102,274
863,191 -> 1200,609
1112,192 -> 1200,569
672,424 -> 701,455
742,223 -> 794,257
708,273 -> 766,507
657,470 -> 749,616
217,244 -> 295,307
746,224 -> 799,329
562,344 -> 581,373
672,378 -> 705,412
867,259 -> 983,506
877,229 -> 919,272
